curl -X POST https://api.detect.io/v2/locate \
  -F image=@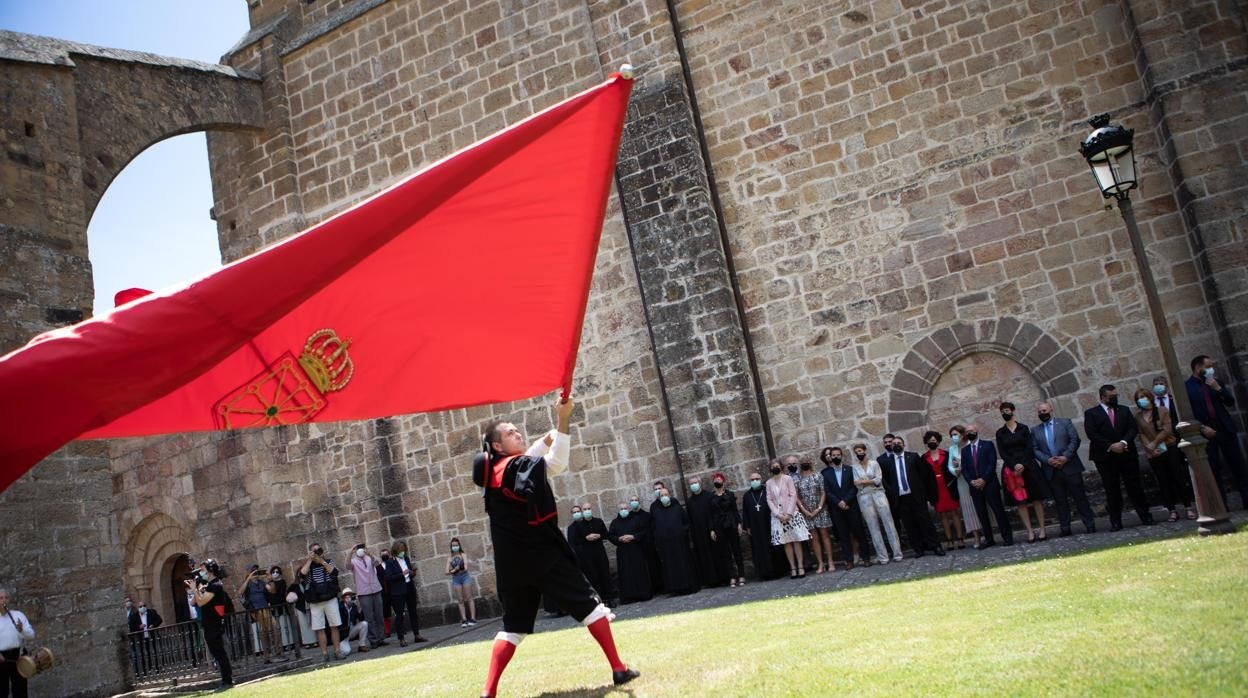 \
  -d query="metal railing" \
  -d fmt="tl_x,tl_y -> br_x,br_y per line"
127,603 -> 305,687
